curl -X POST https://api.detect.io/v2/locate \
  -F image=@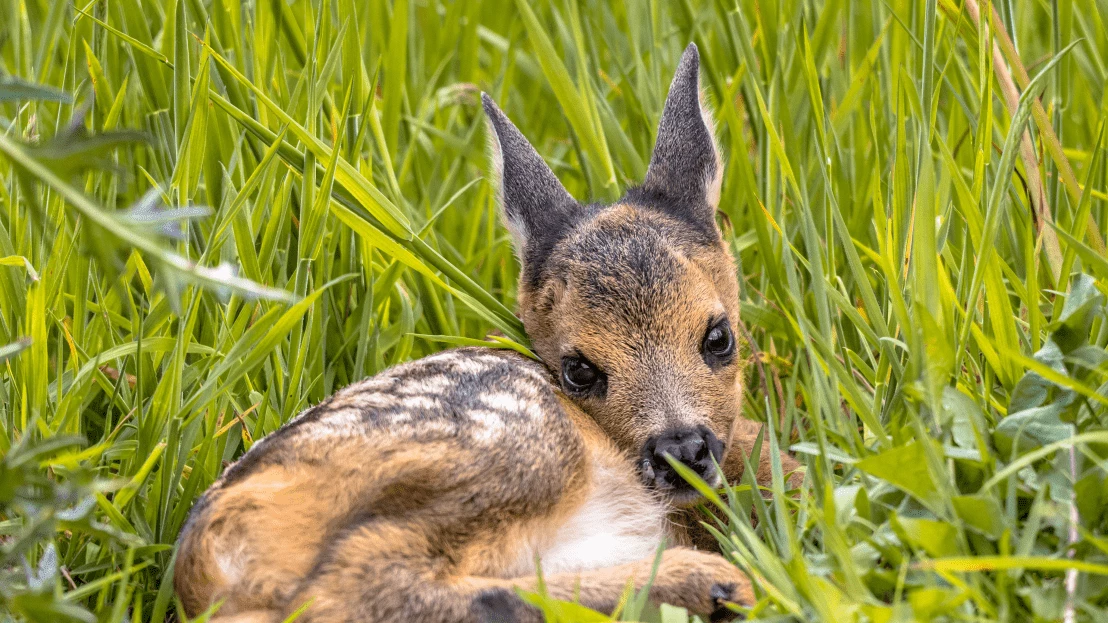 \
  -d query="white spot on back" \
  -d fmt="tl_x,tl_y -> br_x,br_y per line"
215,541 -> 246,583
469,409 -> 506,442
396,394 -> 438,411
479,390 -> 525,413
